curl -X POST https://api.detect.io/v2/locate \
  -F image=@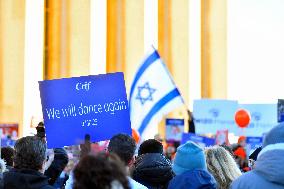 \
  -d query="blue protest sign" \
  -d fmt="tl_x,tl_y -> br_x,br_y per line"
193,99 -> 238,134
246,137 -> 262,149
181,133 -> 215,148
238,104 -> 277,136
246,136 -> 263,155
277,99 -> 284,122
165,118 -> 184,141
39,72 -> 131,148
